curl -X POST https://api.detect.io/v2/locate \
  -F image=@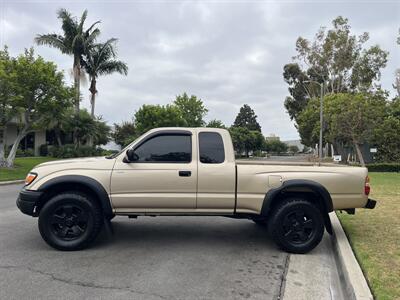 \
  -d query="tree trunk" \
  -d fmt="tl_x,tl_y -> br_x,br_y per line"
353,140 -> 365,167
73,55 -> 81,146
6,126 -> 28,168
0,126 -> 6,167
73,55 -> 81,115
87,78 -> 97,147
54,126 -> 62,146
89,78 -> 97,118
